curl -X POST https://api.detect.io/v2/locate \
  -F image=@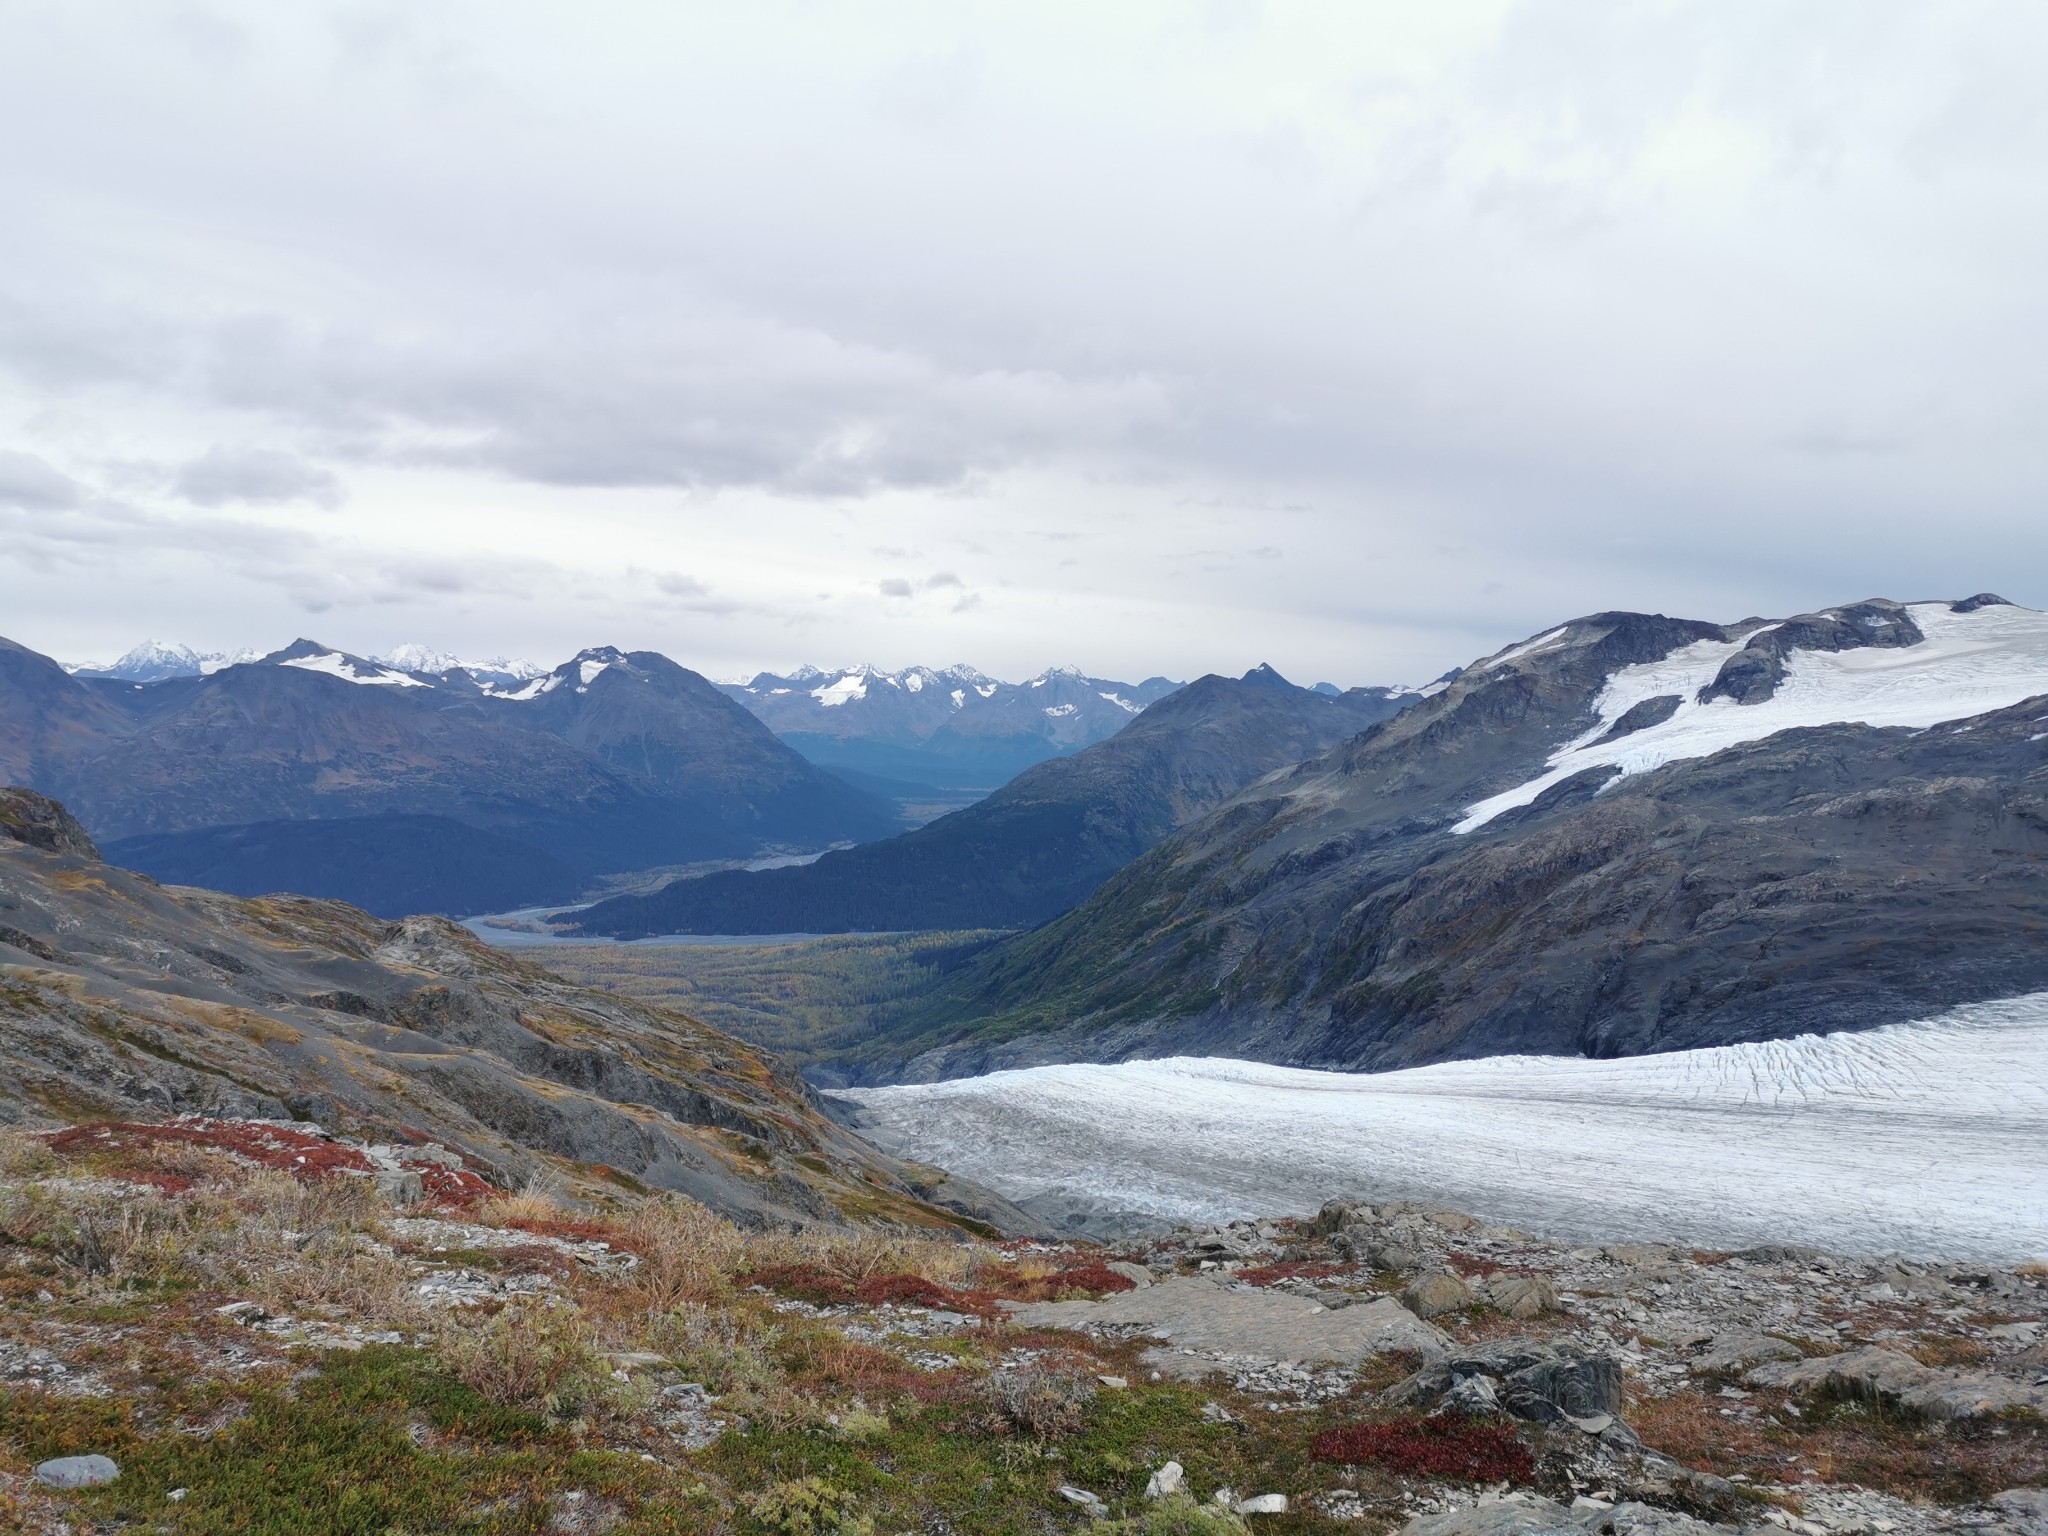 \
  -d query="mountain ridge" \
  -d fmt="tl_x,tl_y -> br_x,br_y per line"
570,665 -> 1418,939
0,634 -> 900,916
